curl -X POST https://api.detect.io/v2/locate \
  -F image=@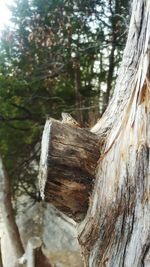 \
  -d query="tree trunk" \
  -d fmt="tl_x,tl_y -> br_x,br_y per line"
0,155 -> 52,267
102,41 -> 115,113
0,239 -> 3,267
0,155 -> 24,259
74,53 -> 83,125
39,0 -> 150,266
78,0 -> 150,266
102,0 -> 117,113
